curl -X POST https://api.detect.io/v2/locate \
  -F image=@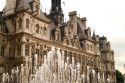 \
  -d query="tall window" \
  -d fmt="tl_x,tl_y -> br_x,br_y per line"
0,64 -> 4,73
17,45 -> 21,56
36,5 -> 39,13
26,19 -> 30,28
36,24 -> 40,34
36,49 -> 40,58
25,45 -> 29,56
43,27 -> 47,35
18,18 -> 22,28
1,47 -> 4,57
